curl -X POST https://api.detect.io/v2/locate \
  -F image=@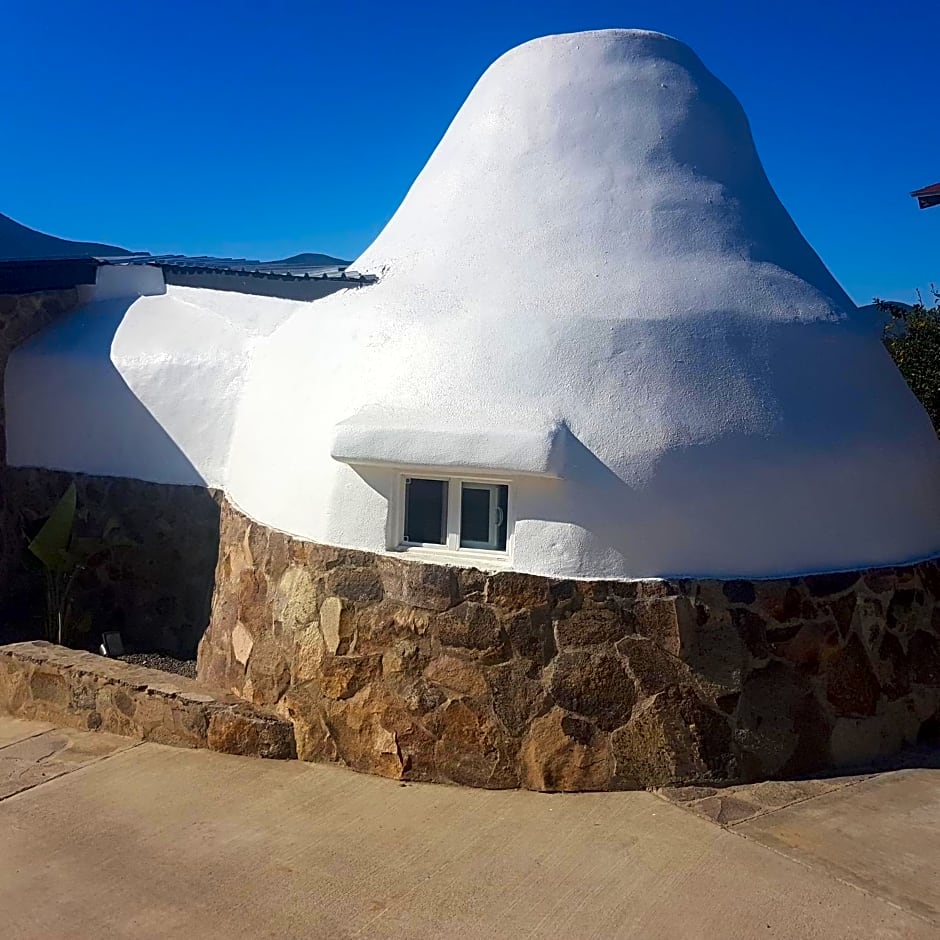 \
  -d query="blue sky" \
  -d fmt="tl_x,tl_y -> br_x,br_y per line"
1,0 -> 937,303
